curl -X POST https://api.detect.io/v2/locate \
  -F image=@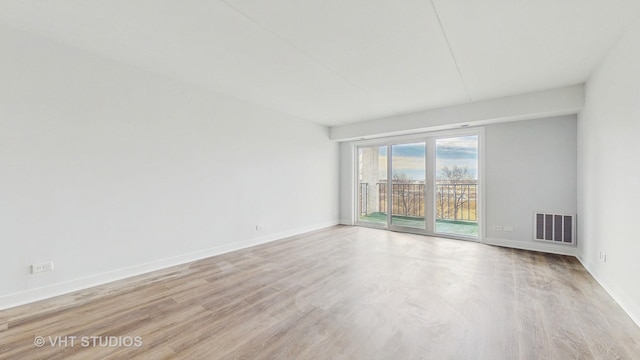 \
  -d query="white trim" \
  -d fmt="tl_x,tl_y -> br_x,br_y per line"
386,143 -> 392,224
576,257 -> 640,328
352,127 -> 482,147
426,139 -> 435,233
0,220 -> 339,311
485,236 -> 578,256
348,143 -> 356,226
478,128 -> 486,243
